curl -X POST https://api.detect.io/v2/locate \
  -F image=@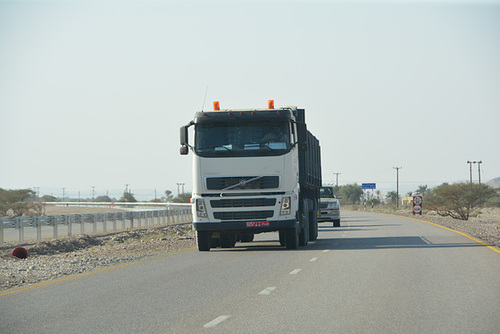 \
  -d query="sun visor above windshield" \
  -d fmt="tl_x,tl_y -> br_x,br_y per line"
195,109 -> 292,124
